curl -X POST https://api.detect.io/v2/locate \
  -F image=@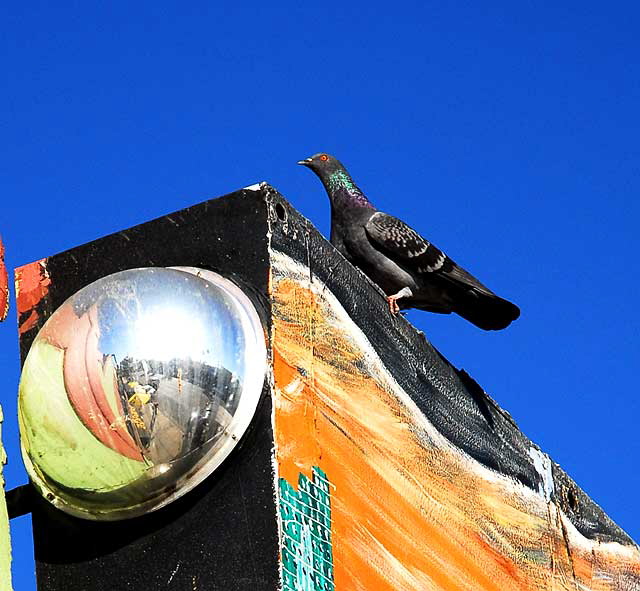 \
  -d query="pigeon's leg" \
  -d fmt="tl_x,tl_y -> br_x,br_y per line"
387,287 -> 413,315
